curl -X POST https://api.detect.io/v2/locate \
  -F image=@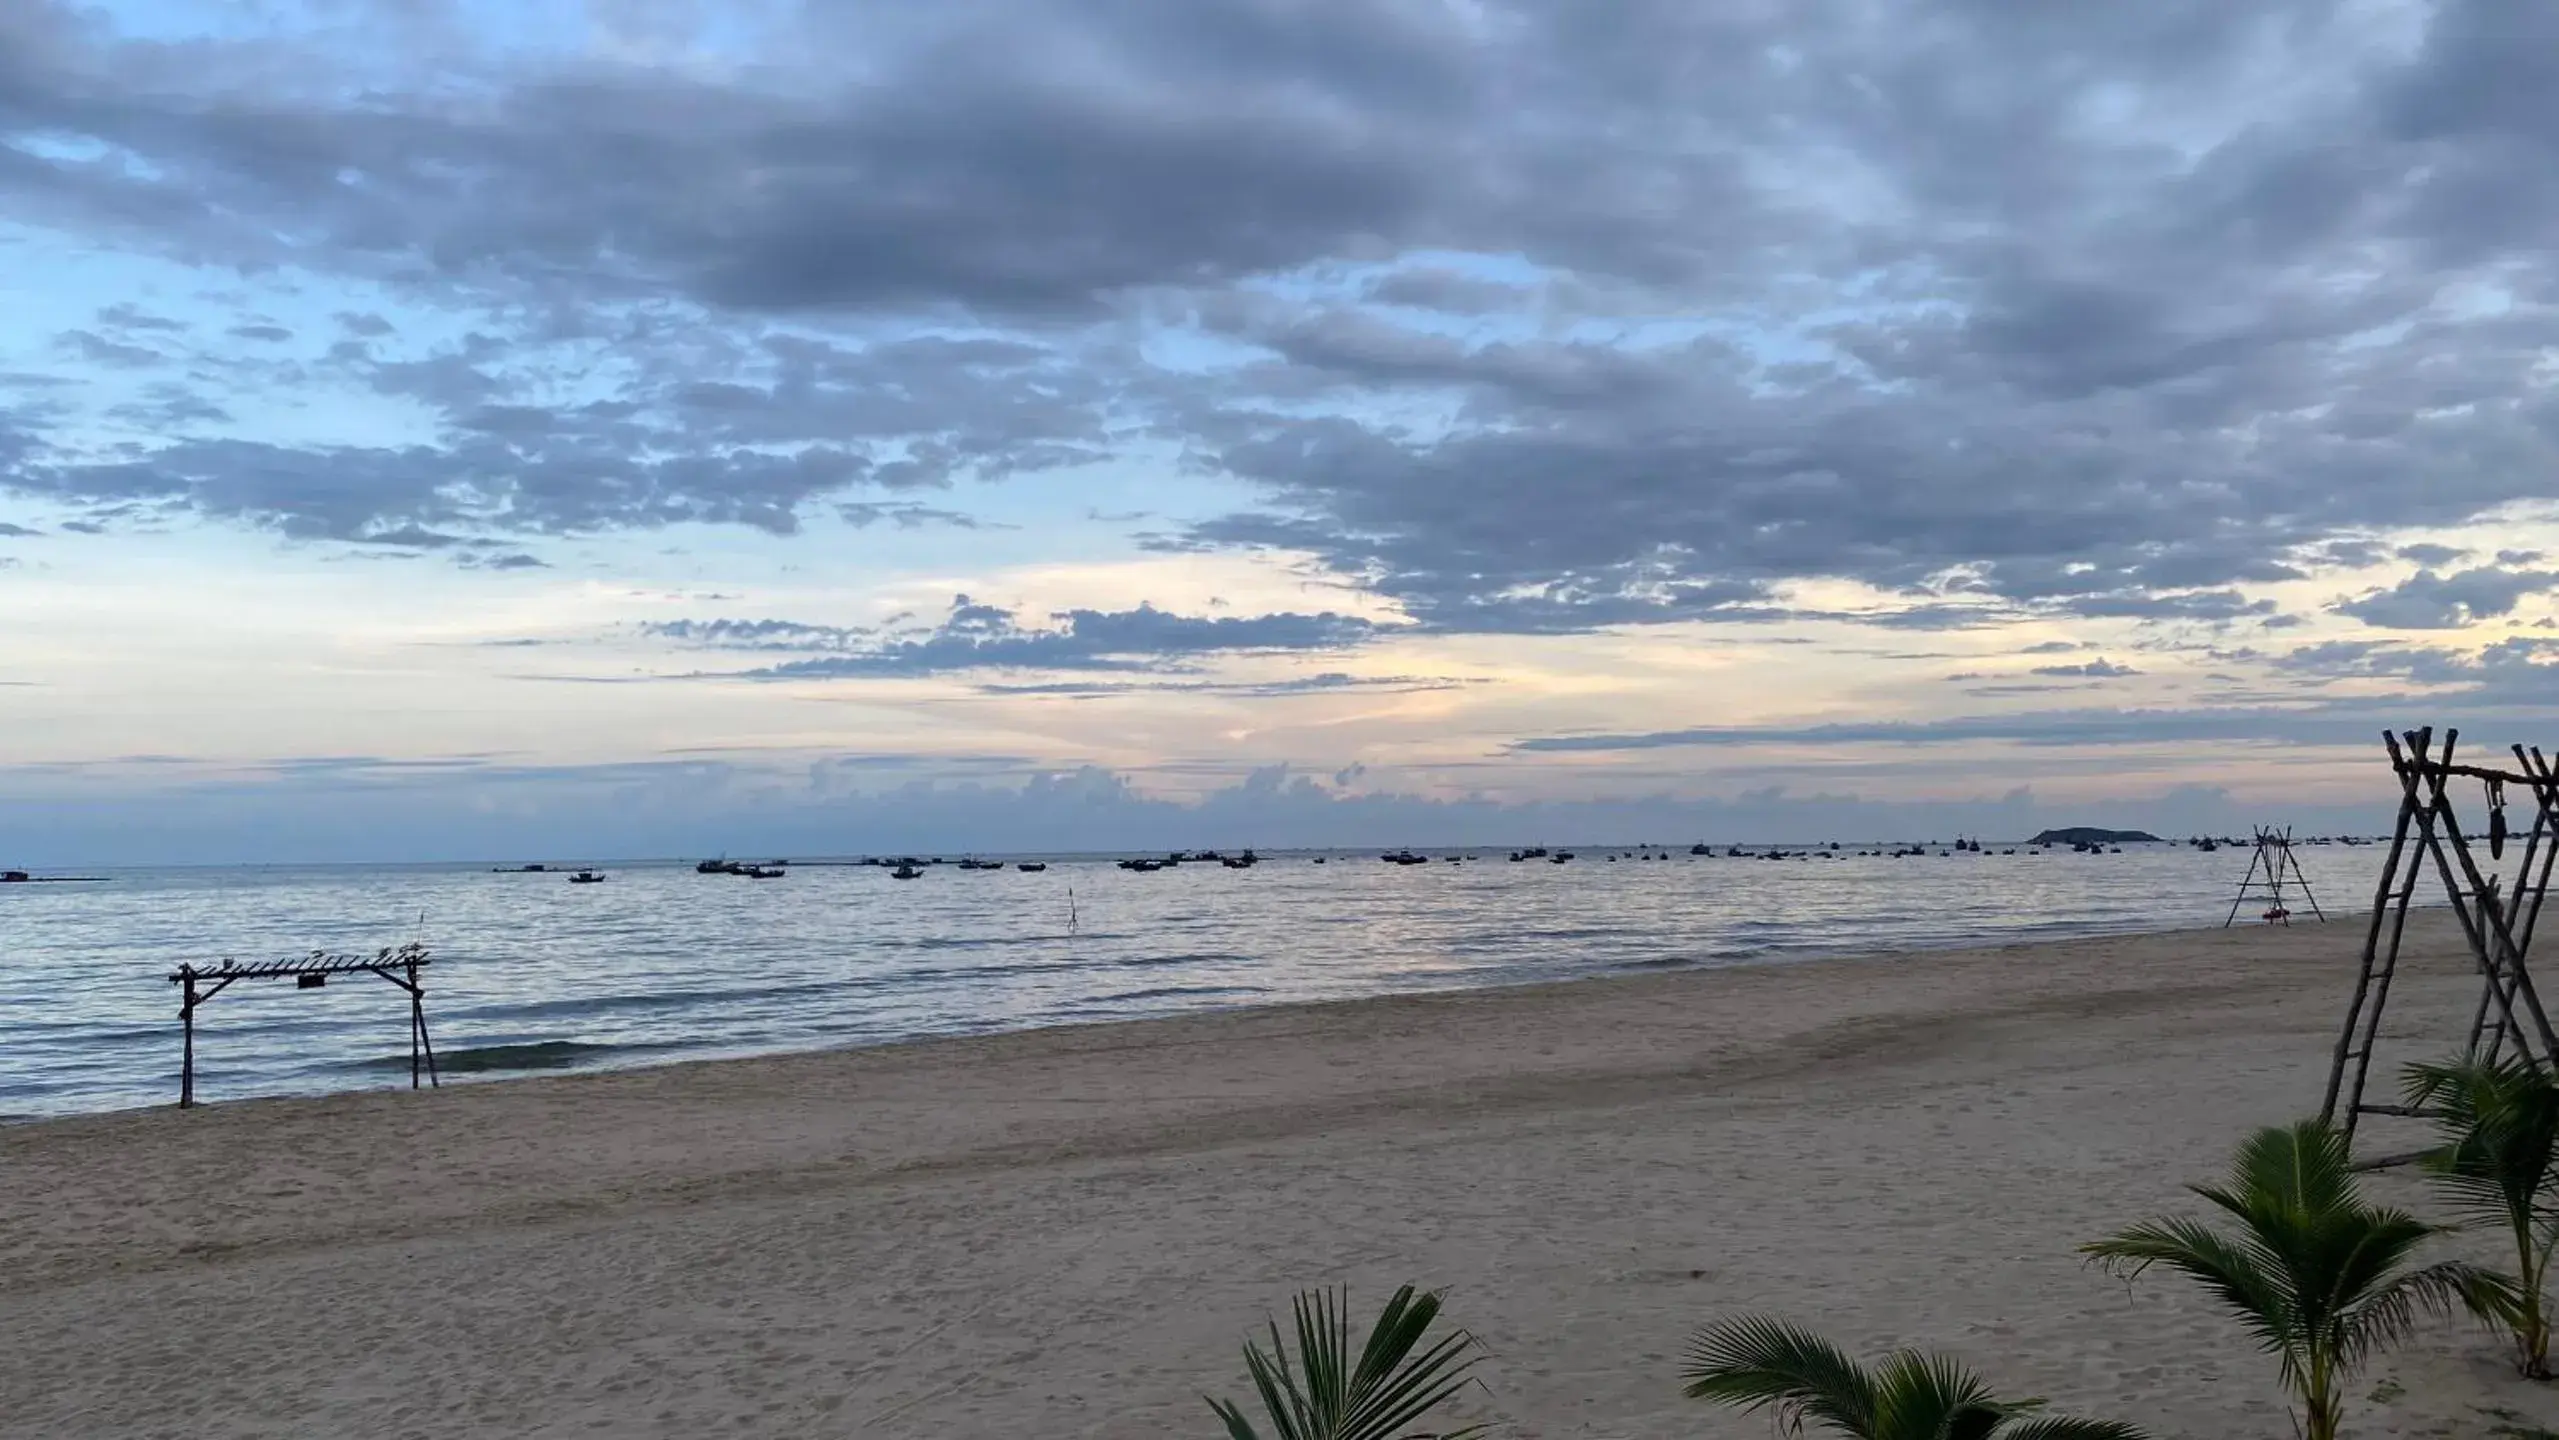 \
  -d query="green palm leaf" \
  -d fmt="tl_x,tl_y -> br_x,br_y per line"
1993,1419 -> 2152,1440
1207,1286 -> 1487,1440
2404,1055 -> 2559,1376
1681,1316 -> 2143,1440
2085,1216 -> 2302,1384
2083,1119 -> 2485,1440
1682,1316 -> 1879,1435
